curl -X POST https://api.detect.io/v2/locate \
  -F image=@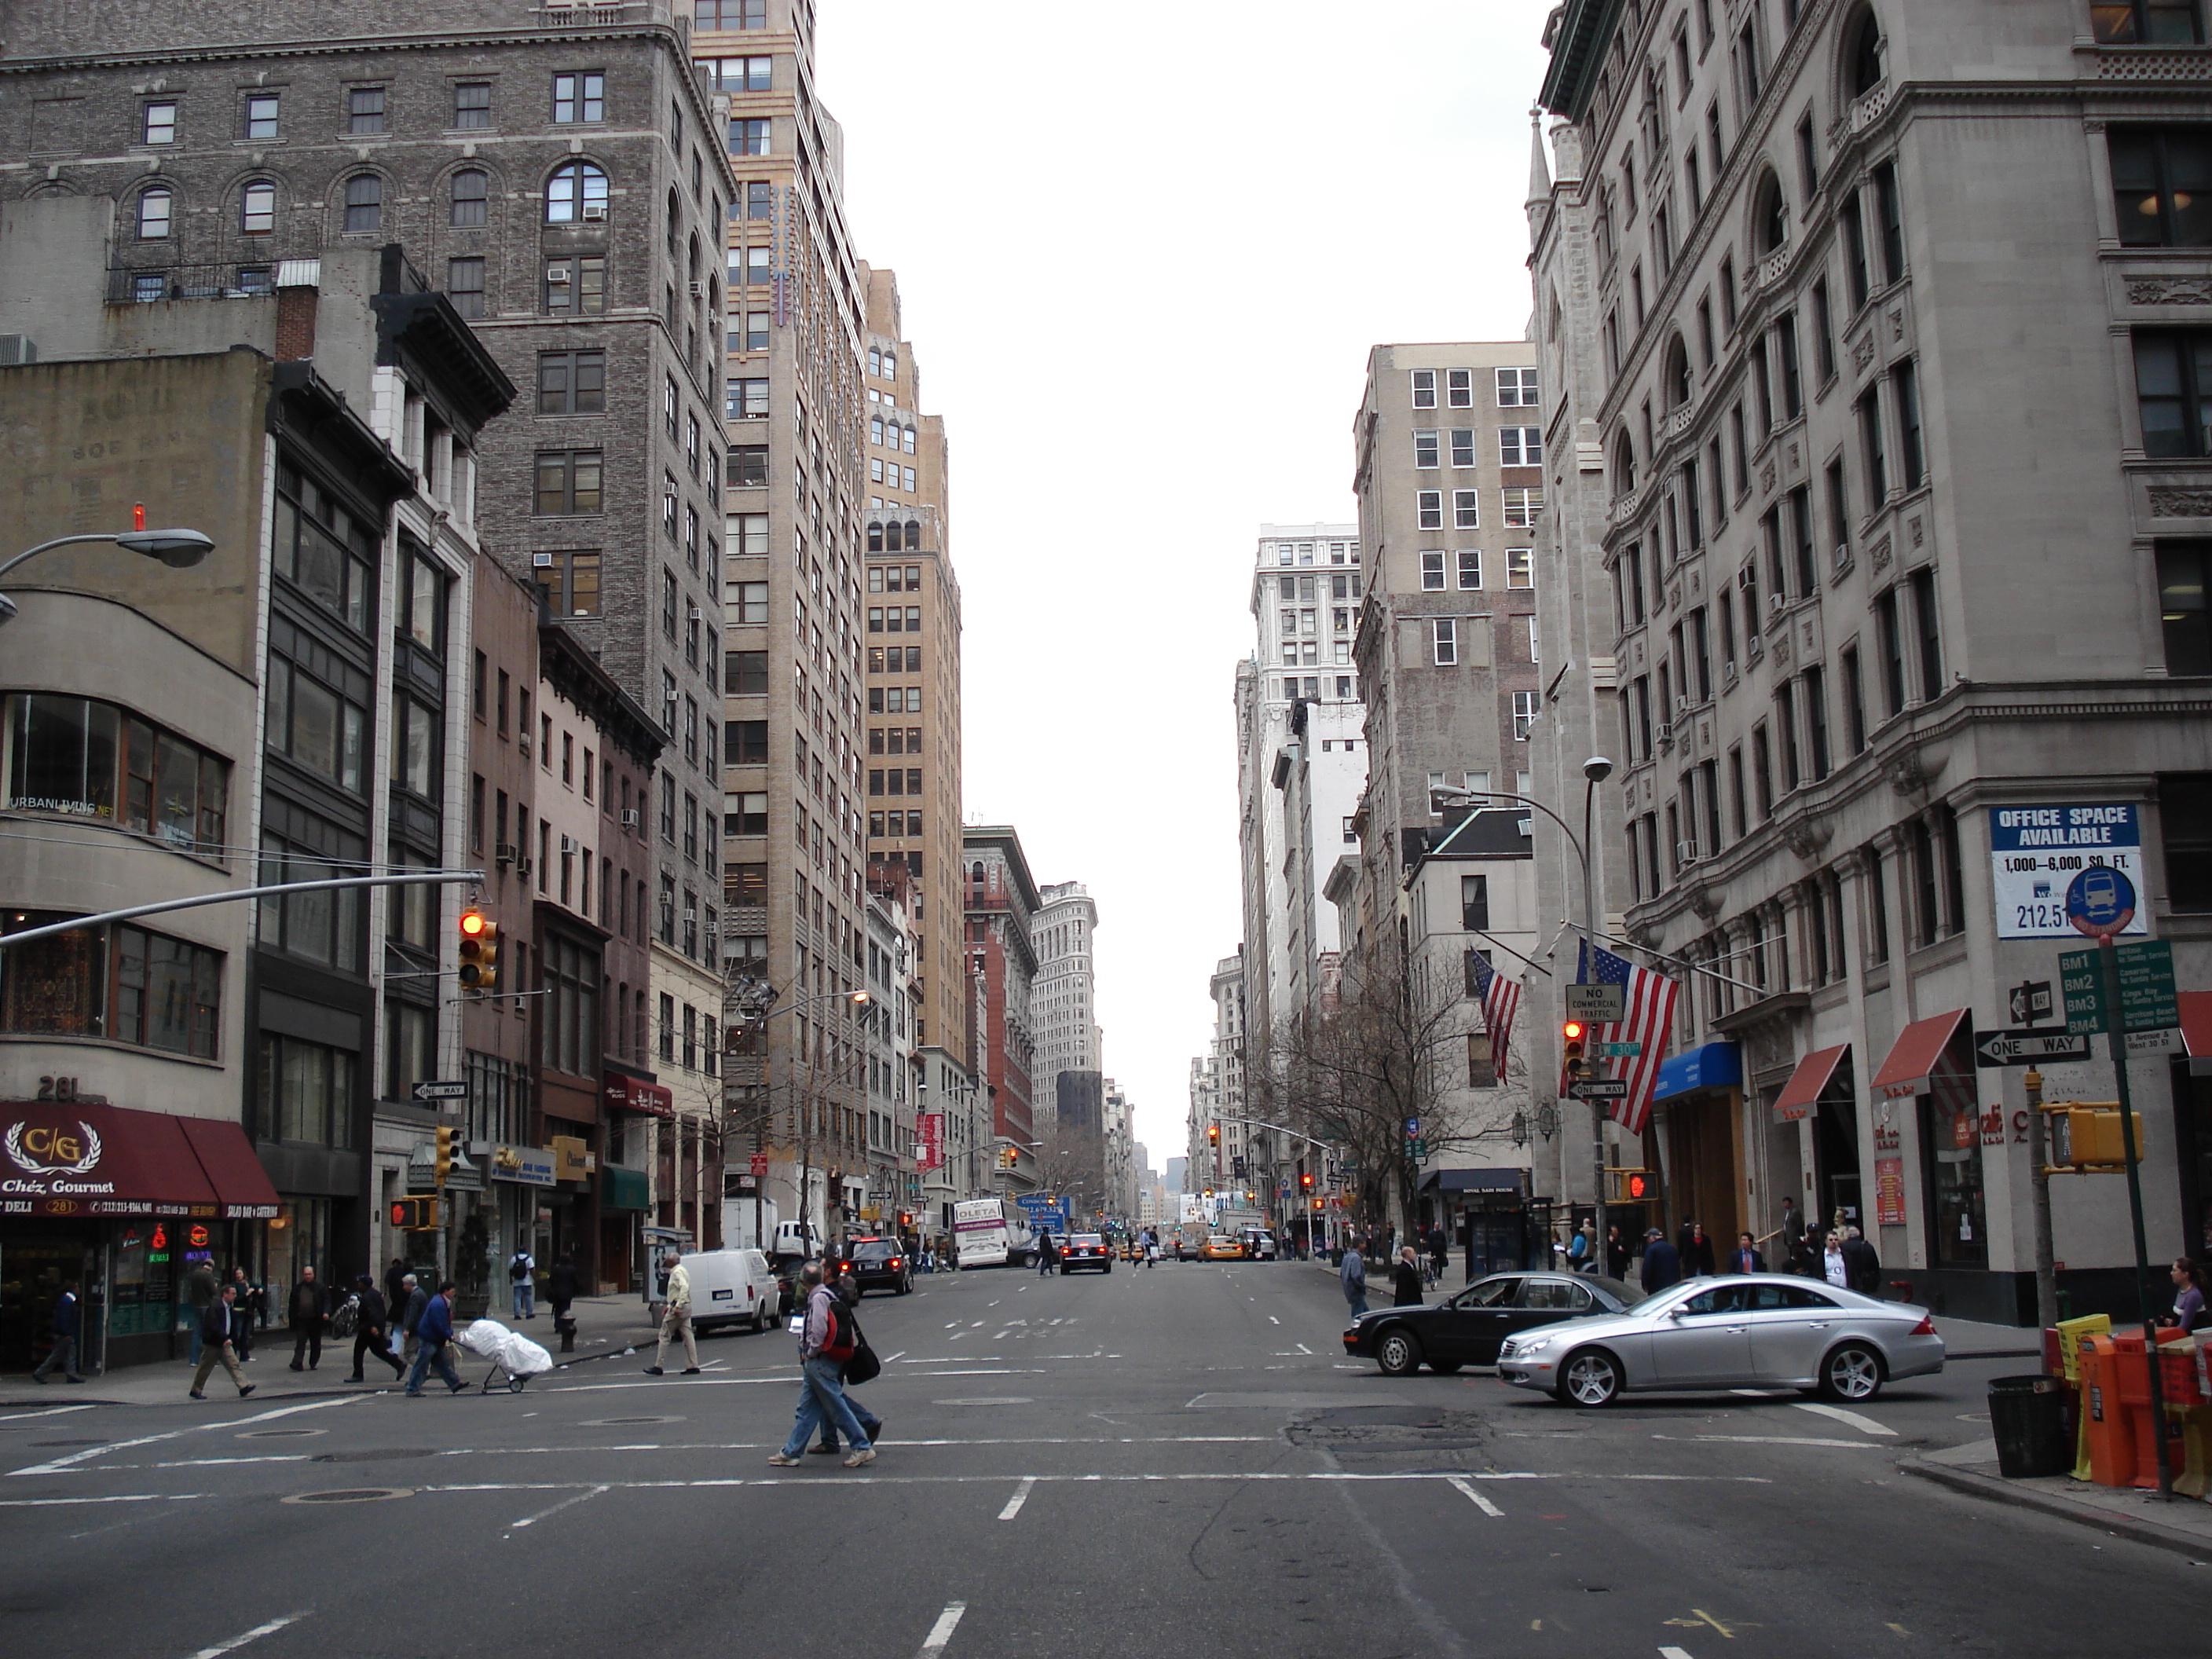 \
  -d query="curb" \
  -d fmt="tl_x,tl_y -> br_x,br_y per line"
1945,1349 -> 2043,1361
1901,1456 -> 2212,1562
